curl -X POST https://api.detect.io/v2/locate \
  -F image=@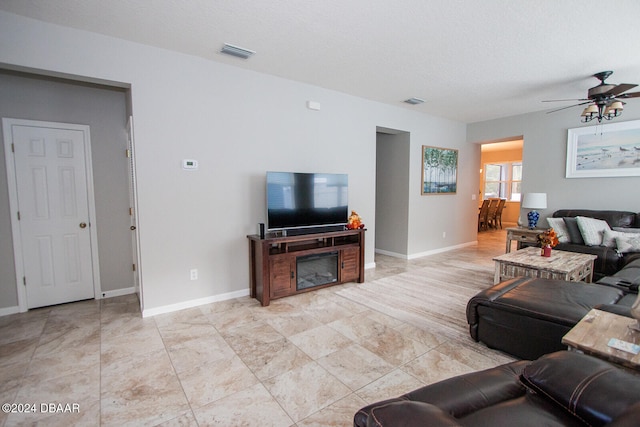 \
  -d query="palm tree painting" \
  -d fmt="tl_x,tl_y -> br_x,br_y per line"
422,146 -> 458,195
